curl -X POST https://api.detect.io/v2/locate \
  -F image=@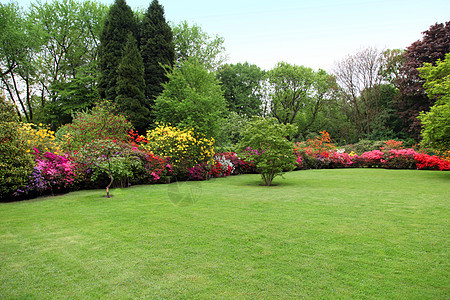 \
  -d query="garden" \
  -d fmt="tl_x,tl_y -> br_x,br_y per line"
1,1 -> 449,298
1,99 -> 449,298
